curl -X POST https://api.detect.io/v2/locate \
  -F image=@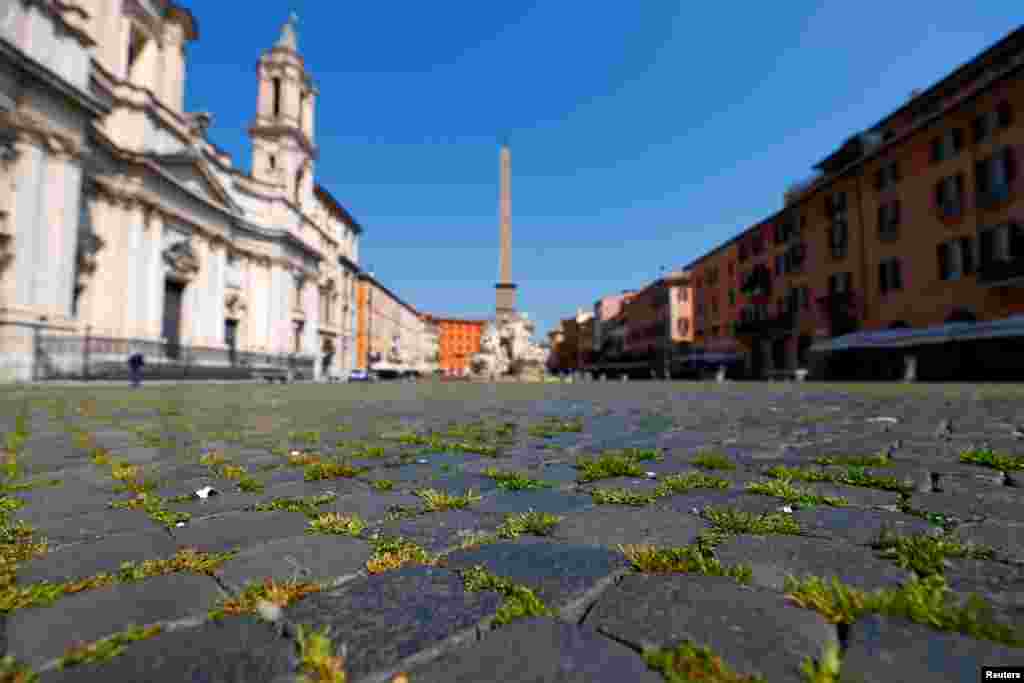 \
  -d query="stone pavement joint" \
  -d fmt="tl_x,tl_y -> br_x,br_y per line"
0,382 -> 1023,681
